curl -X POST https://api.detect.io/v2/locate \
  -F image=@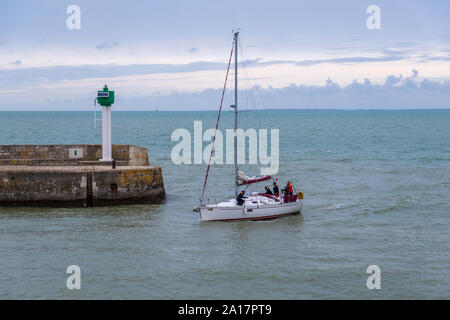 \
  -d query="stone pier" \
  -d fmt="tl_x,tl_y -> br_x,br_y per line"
0,145 -> 165,207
